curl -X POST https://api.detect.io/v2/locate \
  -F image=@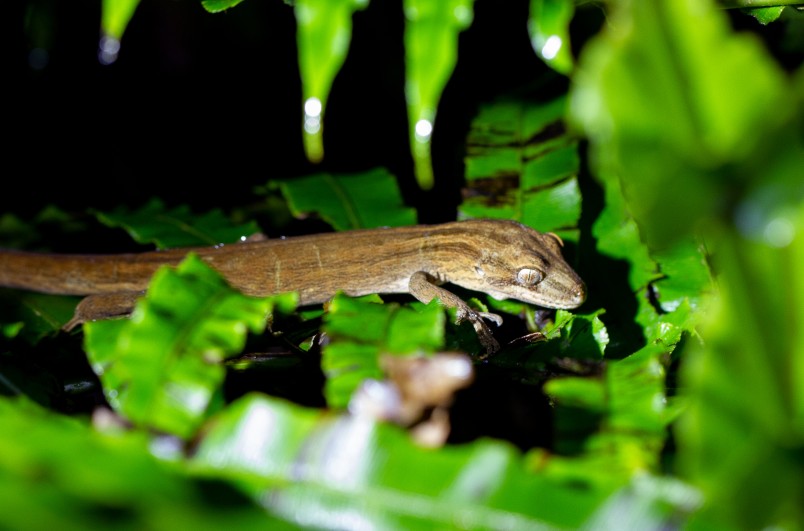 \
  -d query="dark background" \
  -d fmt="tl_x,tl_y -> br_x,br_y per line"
2,0 -> 800,221
4,0 -> 545,221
